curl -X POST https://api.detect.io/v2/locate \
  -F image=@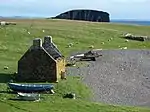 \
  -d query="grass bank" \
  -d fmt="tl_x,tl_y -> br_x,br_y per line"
0,19 -> 150,111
